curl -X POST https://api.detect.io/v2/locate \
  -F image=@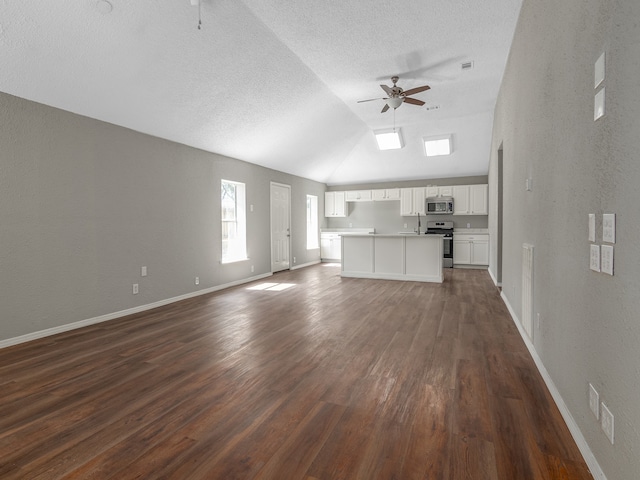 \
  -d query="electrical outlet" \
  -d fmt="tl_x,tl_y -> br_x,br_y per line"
132,283 -> 139,295
601,402 -> 614,444
195,276 -> 199,285
141,266 -> 147,277
536,312 -> 541,330
404,223 -> 407,229
589,383 -> 599,419
251,265 -> 254,273
293,257 -> 296,264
